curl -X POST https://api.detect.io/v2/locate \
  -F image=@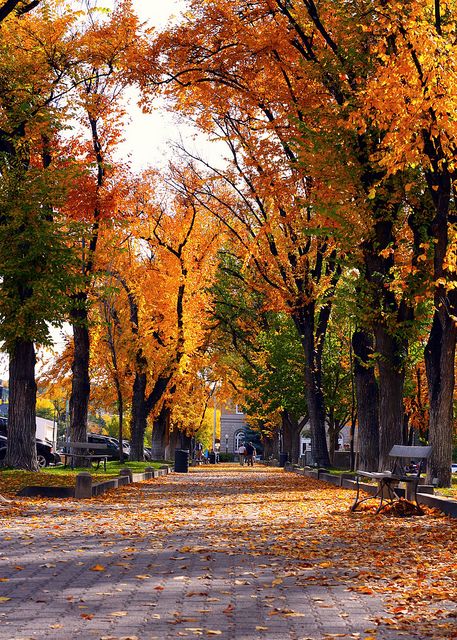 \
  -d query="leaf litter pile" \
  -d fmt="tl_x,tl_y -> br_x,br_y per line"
0,464 -> 456,640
